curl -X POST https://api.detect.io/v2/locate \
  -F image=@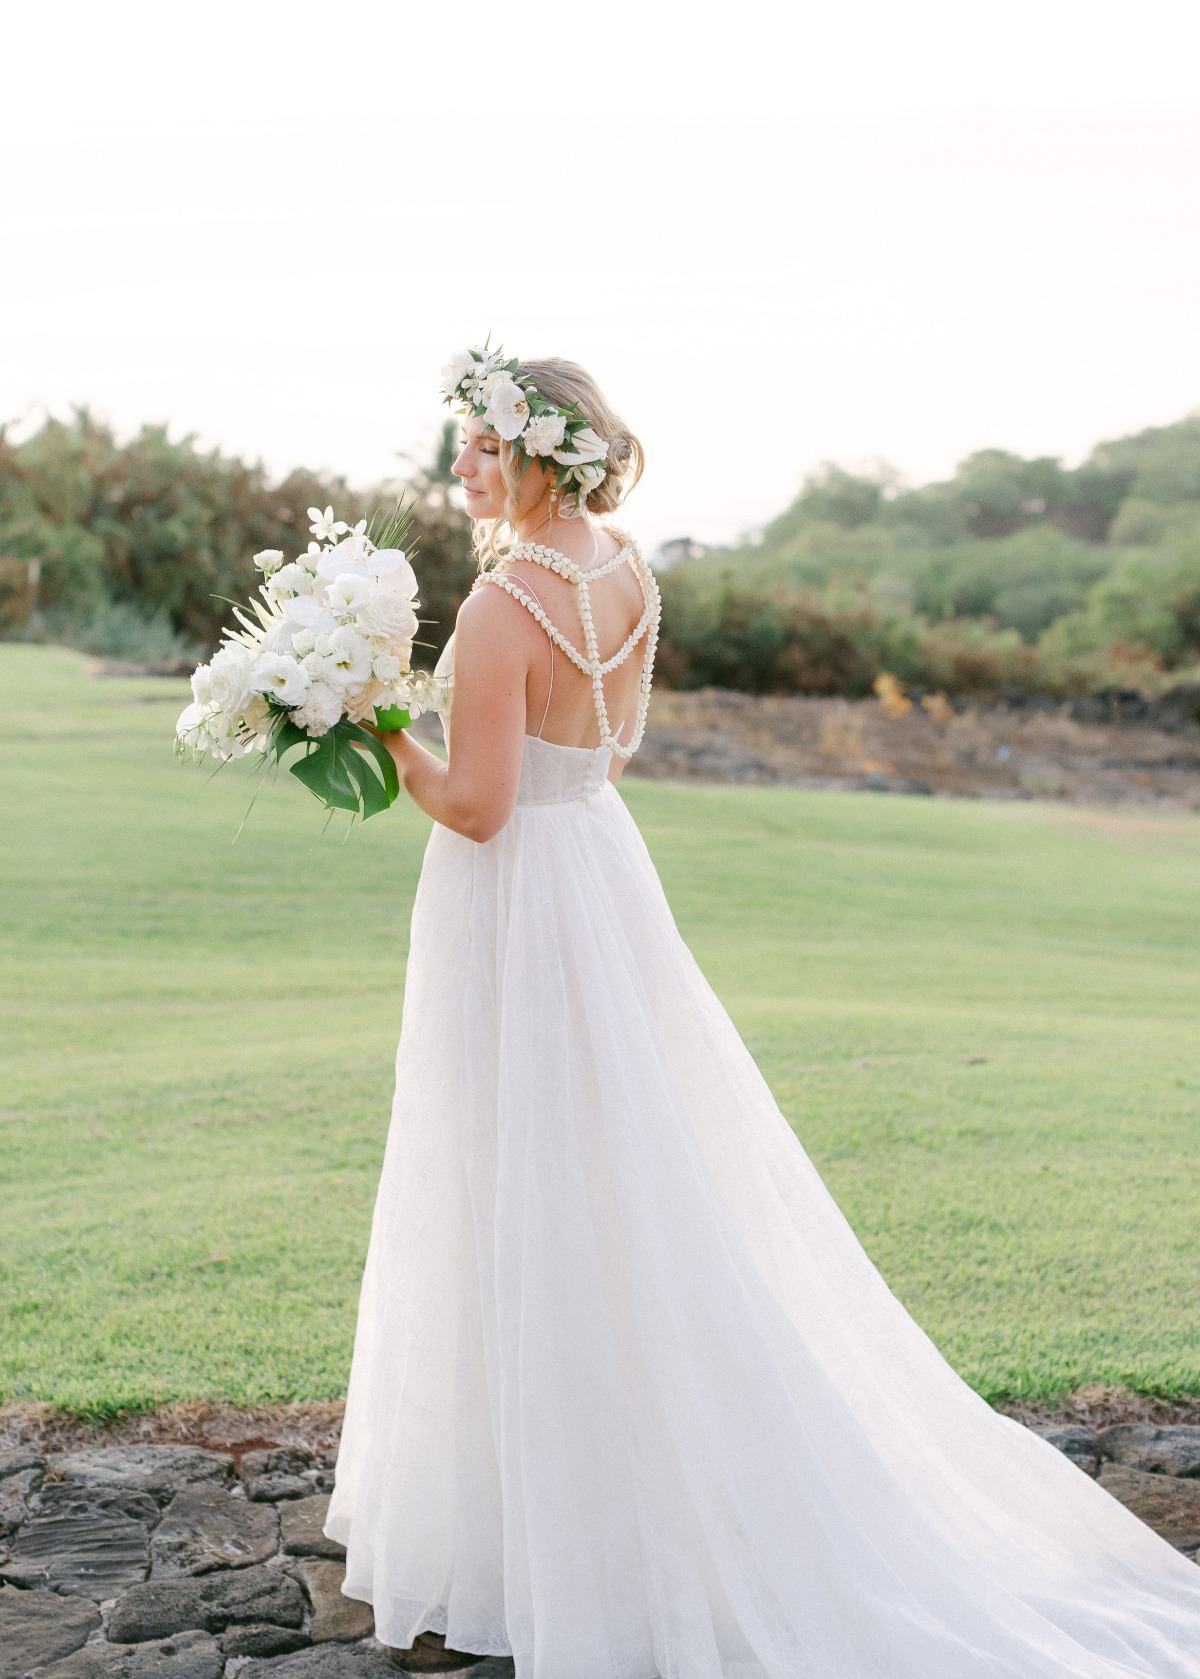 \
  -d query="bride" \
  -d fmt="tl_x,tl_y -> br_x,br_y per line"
324,348 -> 1200,1678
